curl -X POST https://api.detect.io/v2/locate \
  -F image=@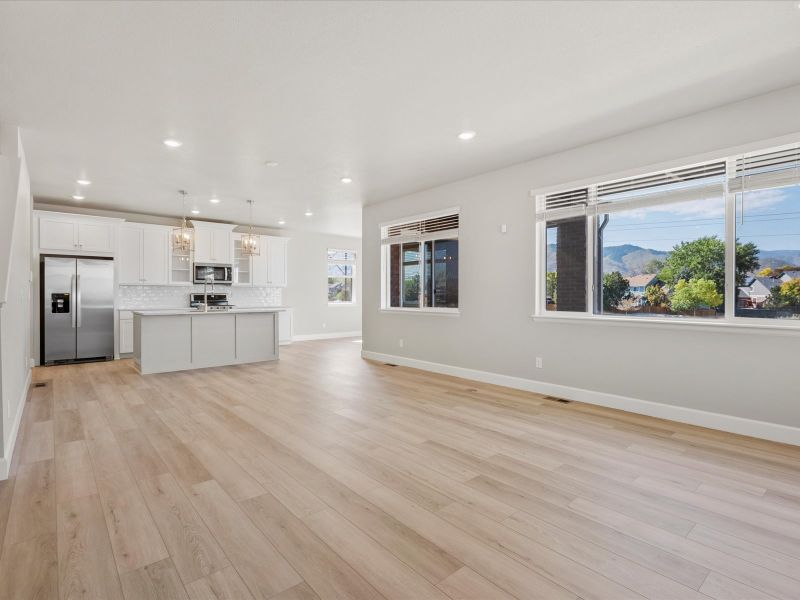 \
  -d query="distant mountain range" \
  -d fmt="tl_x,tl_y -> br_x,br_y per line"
547,244 -> 800,276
